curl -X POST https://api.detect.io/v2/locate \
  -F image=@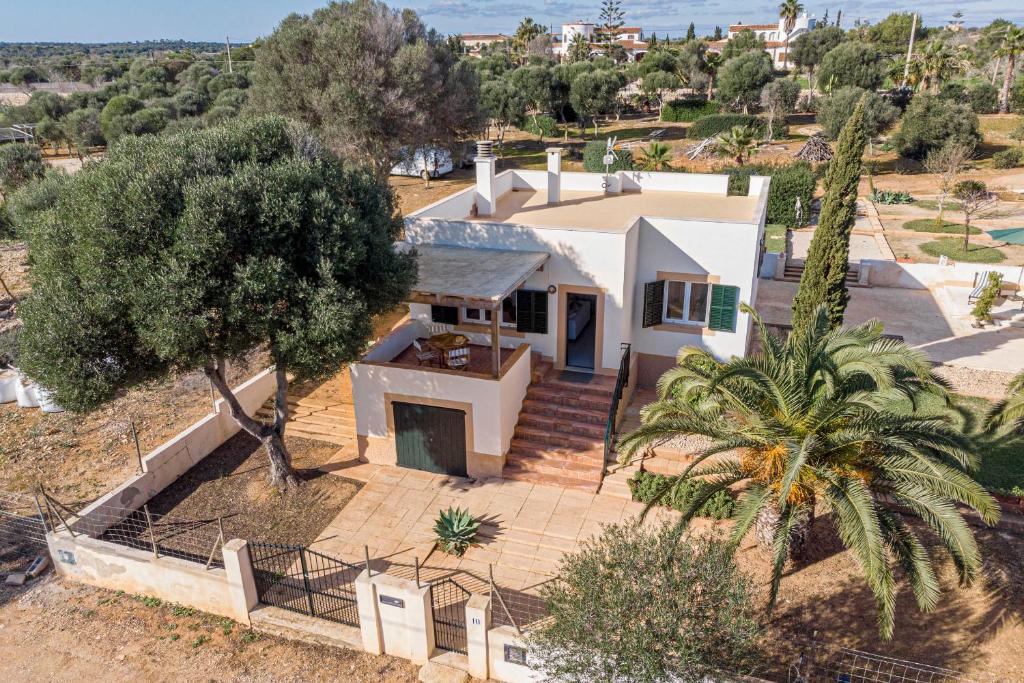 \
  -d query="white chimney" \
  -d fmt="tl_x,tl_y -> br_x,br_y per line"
474,140 -> 496,217
546,147 -> 562,205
